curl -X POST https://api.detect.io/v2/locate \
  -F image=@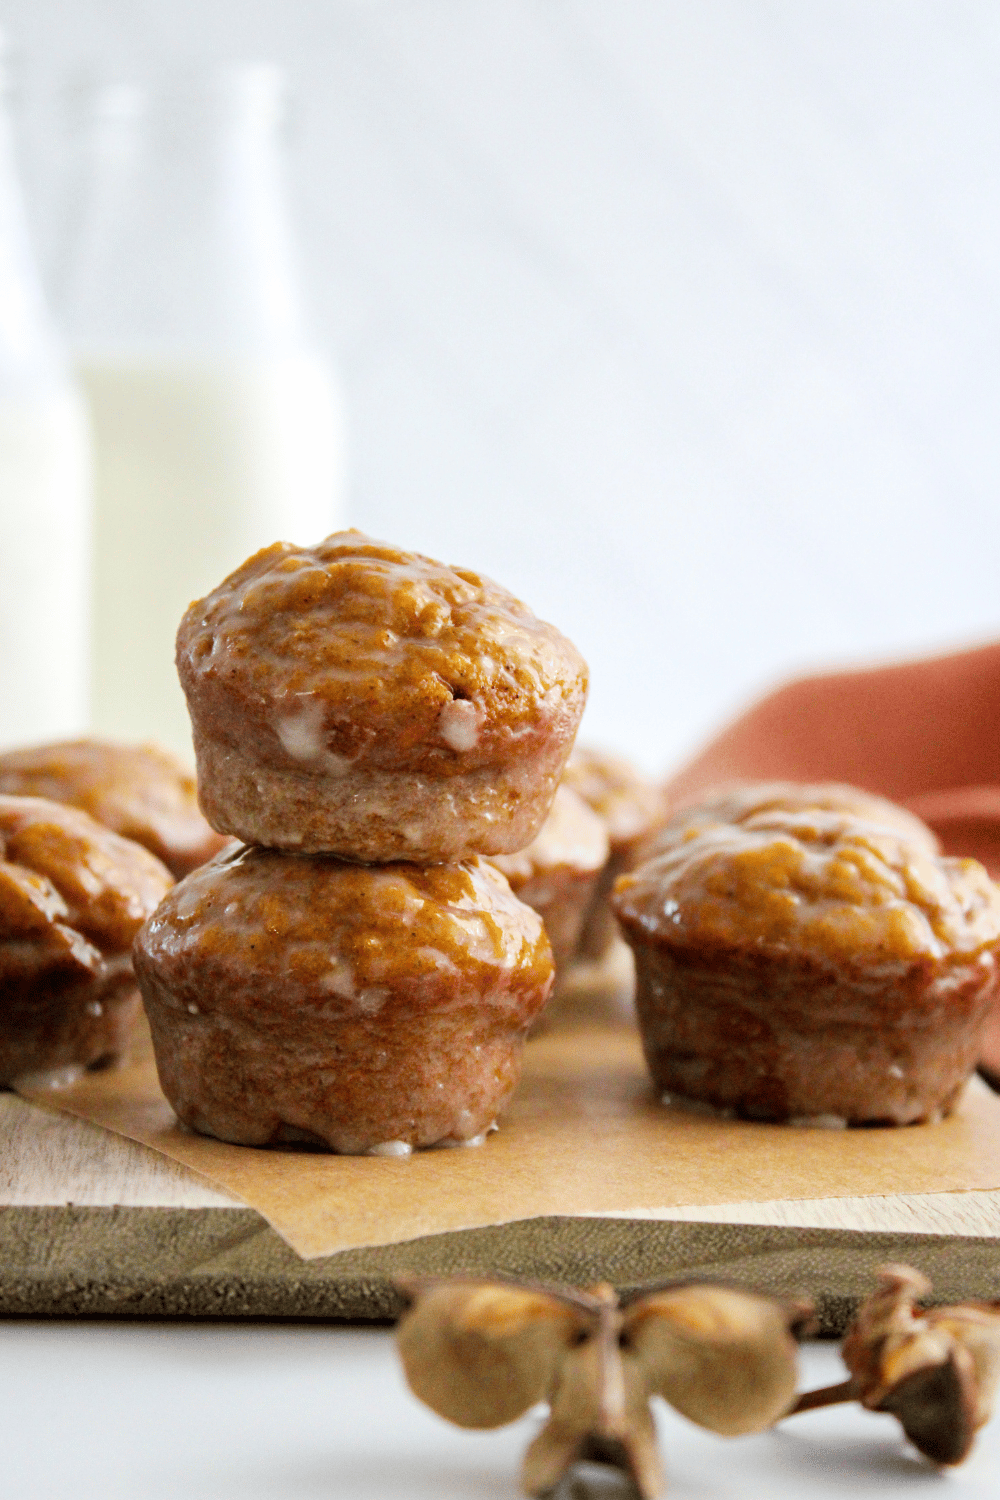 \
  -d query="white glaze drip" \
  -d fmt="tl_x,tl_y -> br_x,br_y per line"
366,1139 -> 413,1157
14,1064 -> 85,1091
356,987 -> 390,1015
277,697 -> 352,775
433,1120 -> 499,1149
438,697 -> 481,753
